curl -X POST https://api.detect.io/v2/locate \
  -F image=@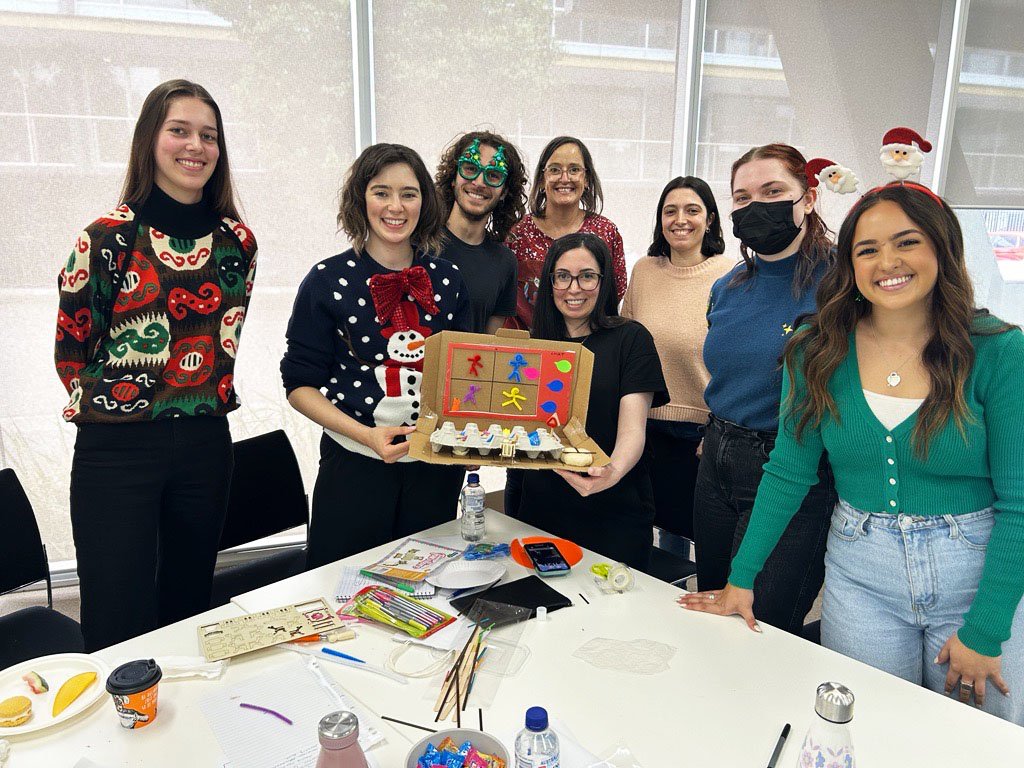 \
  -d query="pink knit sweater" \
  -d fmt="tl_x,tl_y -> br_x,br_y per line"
621,254 -> 735,423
